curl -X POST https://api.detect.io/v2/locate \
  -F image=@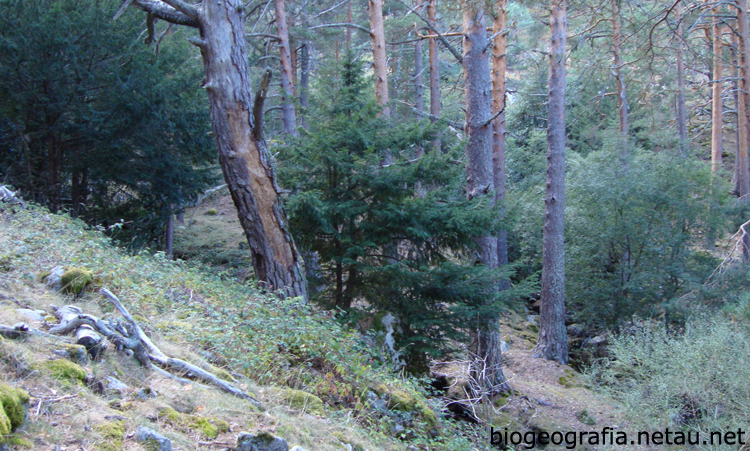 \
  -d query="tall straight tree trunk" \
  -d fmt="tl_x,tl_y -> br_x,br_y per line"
611,0 -> 628,156
369,0 -> 390,117
676,1 -> 688,155
492,0 -> 510,289
463,1 -> 508,394
347,0 -> 353,50
414,21 -> 425,157
274,0 -> 298,136
160,0 -> 307,299
428,0 -> 441,152
736,0 -> 750,197
414,24 -> 425,113
729,21 -> 747,196
712,14 -> 723,172
534,0 -> 568,363
299,42 -> 311,129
